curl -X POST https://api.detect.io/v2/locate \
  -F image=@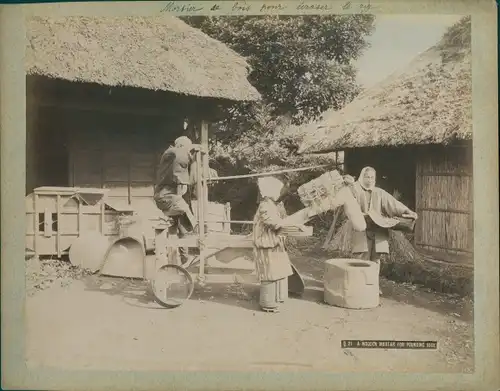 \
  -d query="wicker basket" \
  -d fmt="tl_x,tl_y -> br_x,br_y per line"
297,170 -> 345,215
